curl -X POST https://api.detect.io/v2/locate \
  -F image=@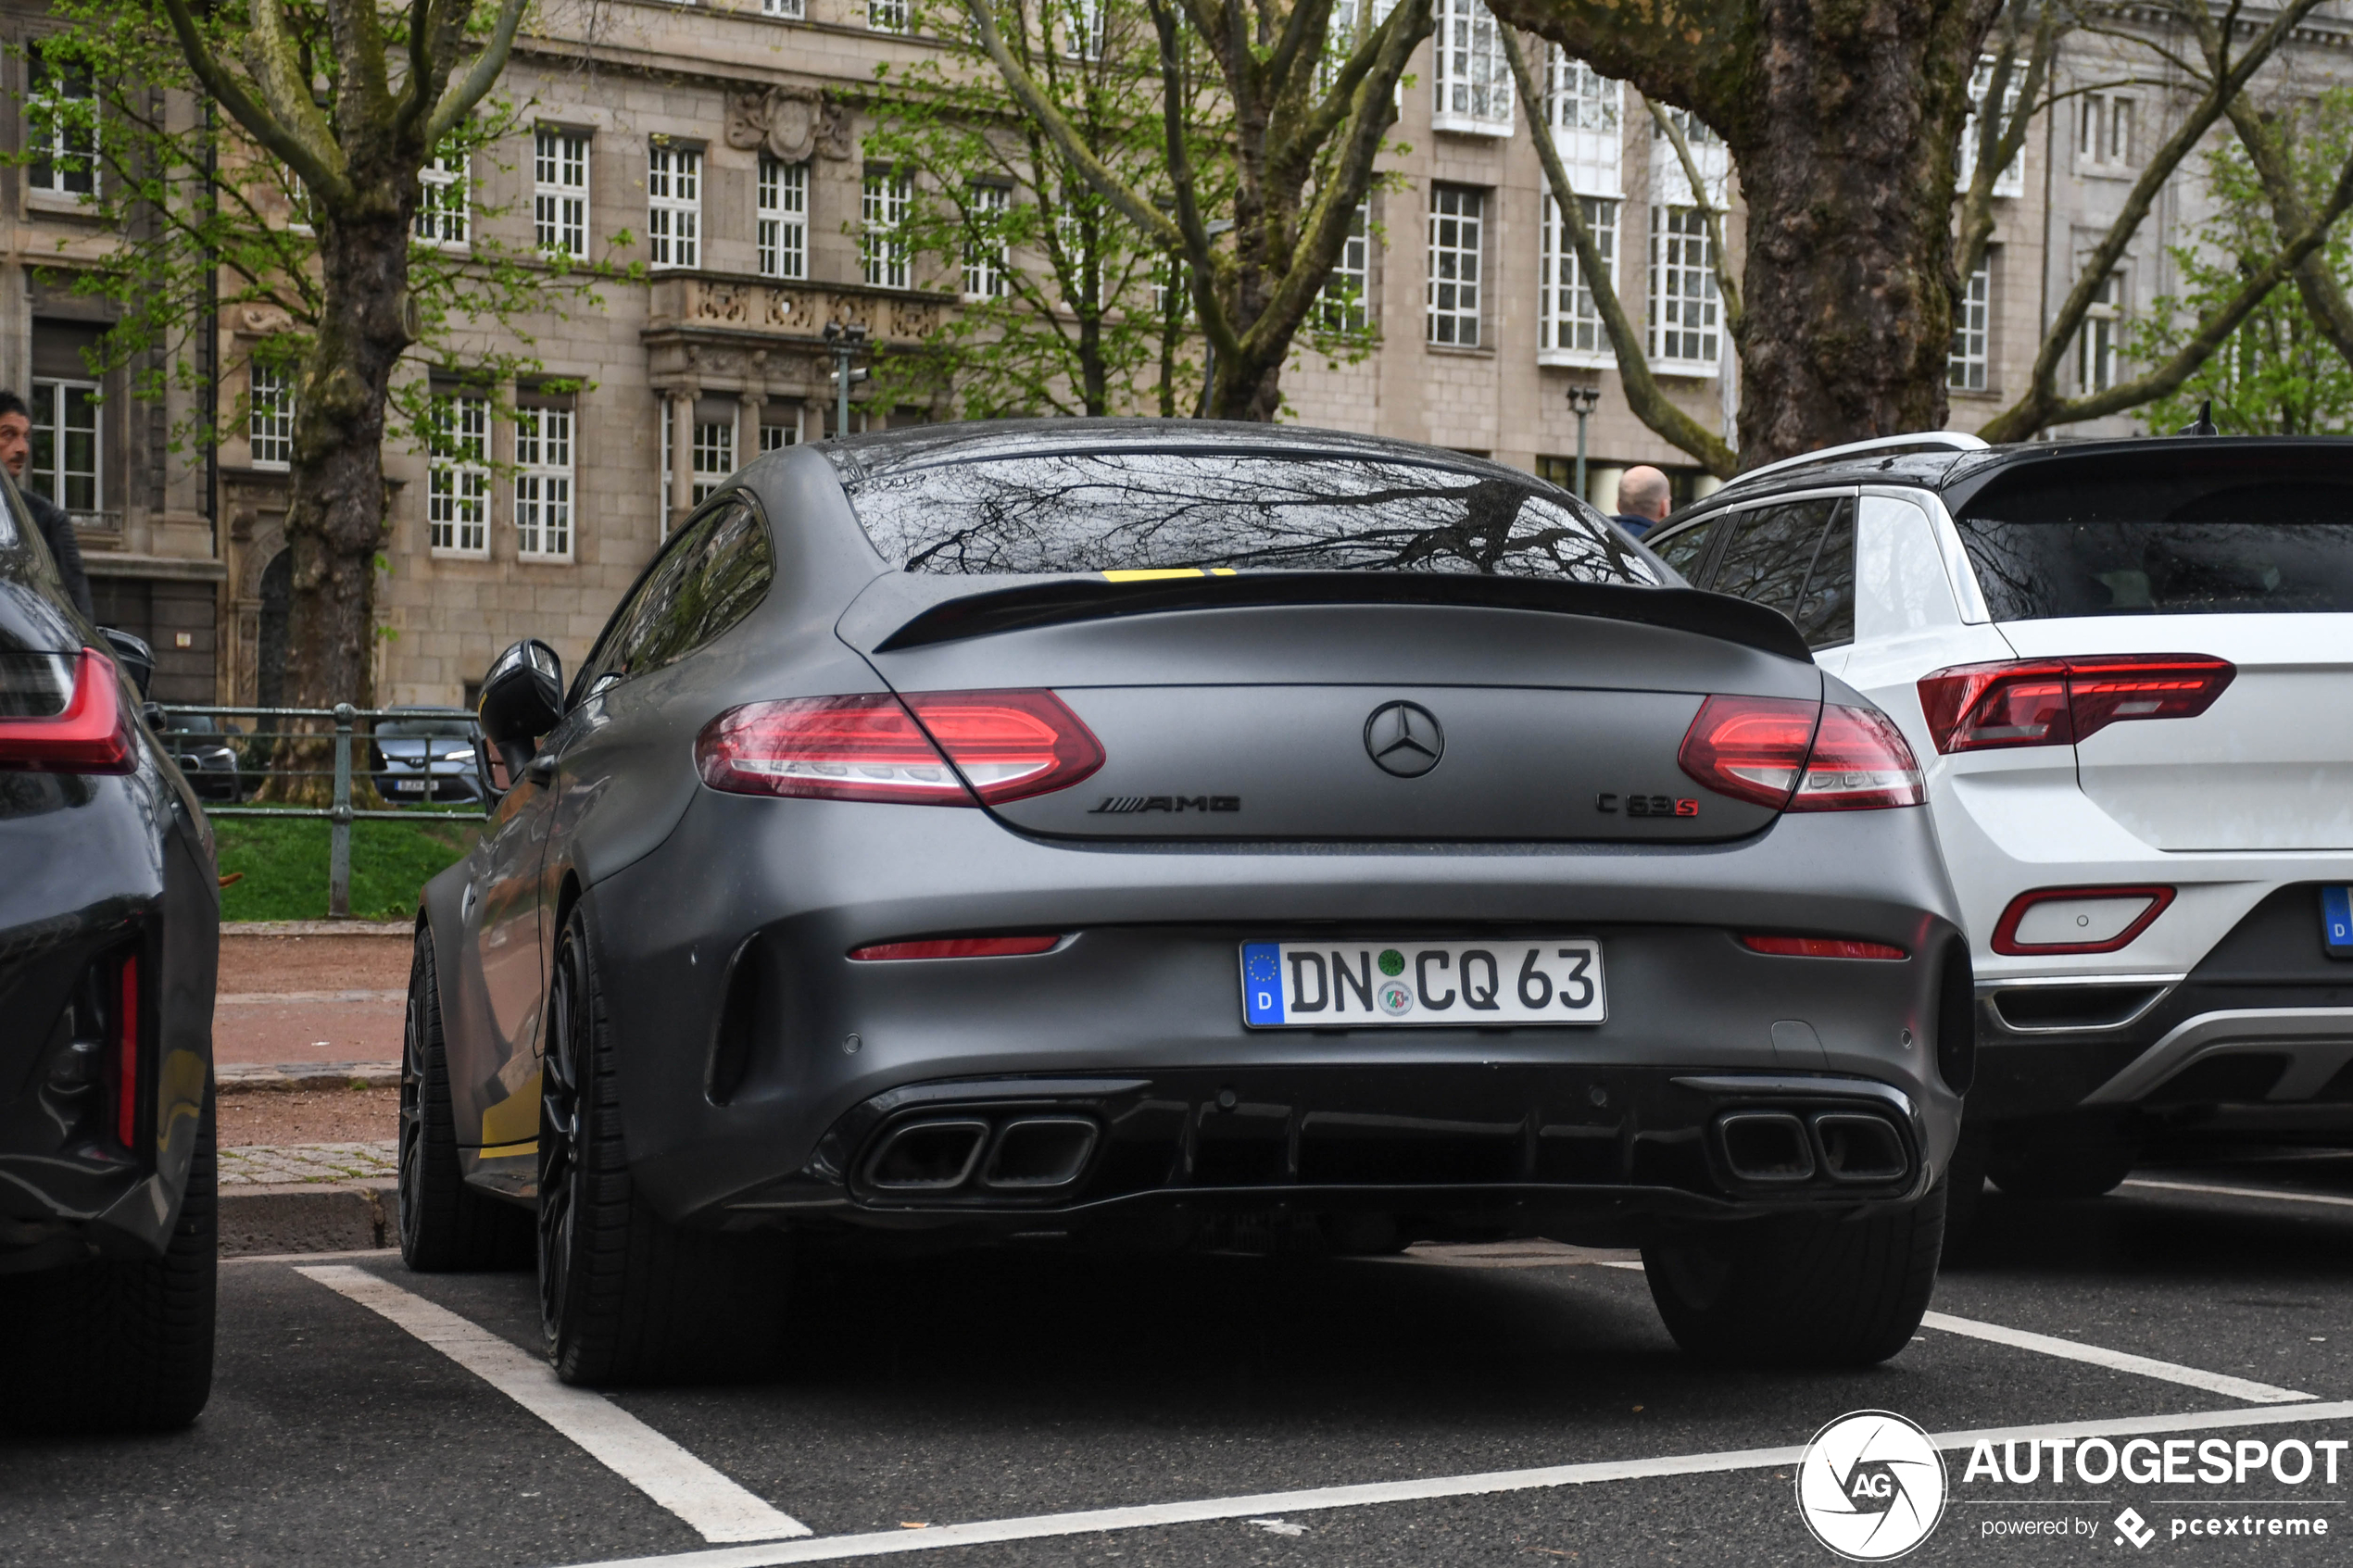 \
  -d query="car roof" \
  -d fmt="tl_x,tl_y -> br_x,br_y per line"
1663,434 -> 2353,533
816,418 -> 1585,499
